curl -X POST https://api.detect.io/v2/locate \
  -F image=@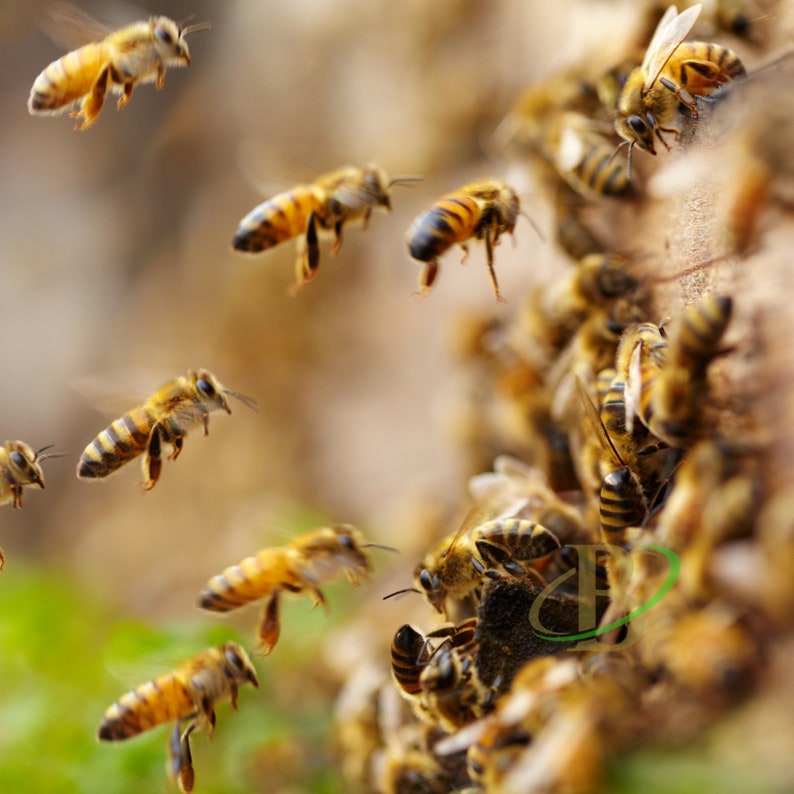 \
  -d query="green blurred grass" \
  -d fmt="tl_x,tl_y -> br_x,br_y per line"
0,562 -> 346,794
